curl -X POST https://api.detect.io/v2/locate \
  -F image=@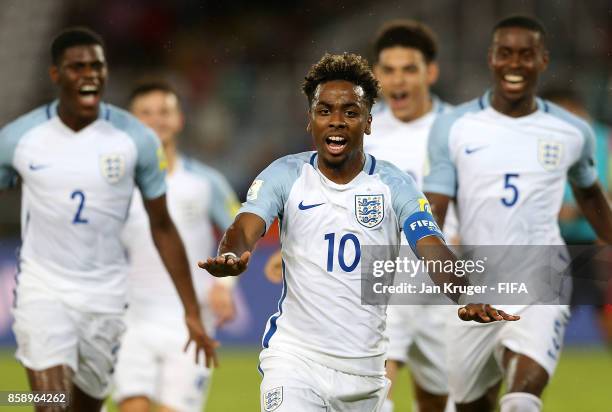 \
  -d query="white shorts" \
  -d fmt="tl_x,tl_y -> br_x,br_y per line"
385,305 -> 454,395
12,283 -> 125,399
259,348 -> 390,412
447,305 -> 570,403
113,318 -> 212,412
